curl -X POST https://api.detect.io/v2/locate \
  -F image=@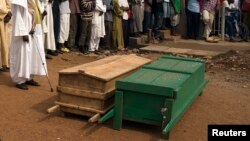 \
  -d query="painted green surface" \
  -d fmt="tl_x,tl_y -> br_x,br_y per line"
99,109 -> 114,123
116,68 -> 190,97
113,91 -> 123,130
101,56 -> 207,139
